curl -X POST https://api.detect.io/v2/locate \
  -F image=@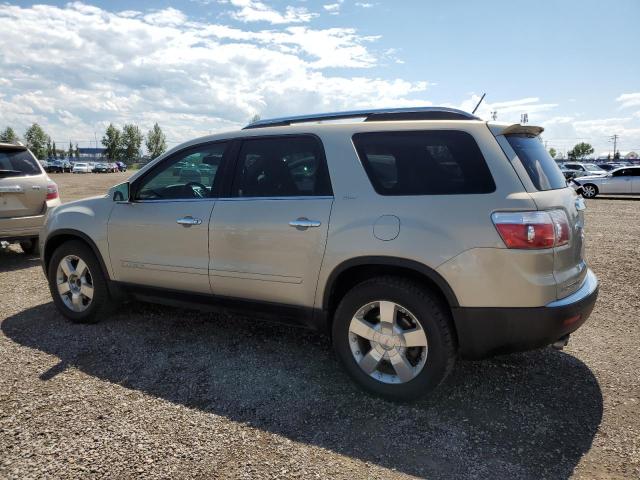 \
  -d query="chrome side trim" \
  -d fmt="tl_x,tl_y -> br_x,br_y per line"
546,269 -> 598,308
134,198 -> 216,203
217,196 -> 334,202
